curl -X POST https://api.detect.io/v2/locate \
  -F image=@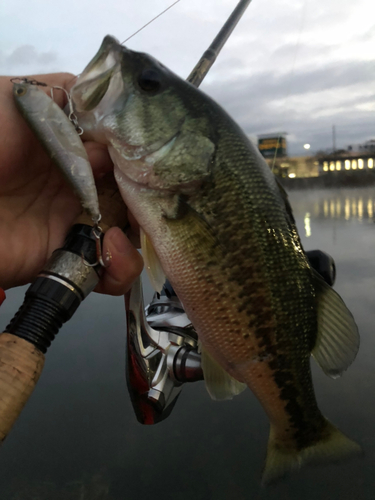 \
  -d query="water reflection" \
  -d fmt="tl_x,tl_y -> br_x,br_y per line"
298,189 -> 375,231
1,188 -> 375,499
304,212 -> 311,237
